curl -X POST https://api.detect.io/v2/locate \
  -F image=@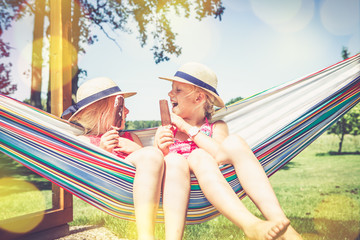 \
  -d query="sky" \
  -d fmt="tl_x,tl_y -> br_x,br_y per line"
3,0 -> 360,121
